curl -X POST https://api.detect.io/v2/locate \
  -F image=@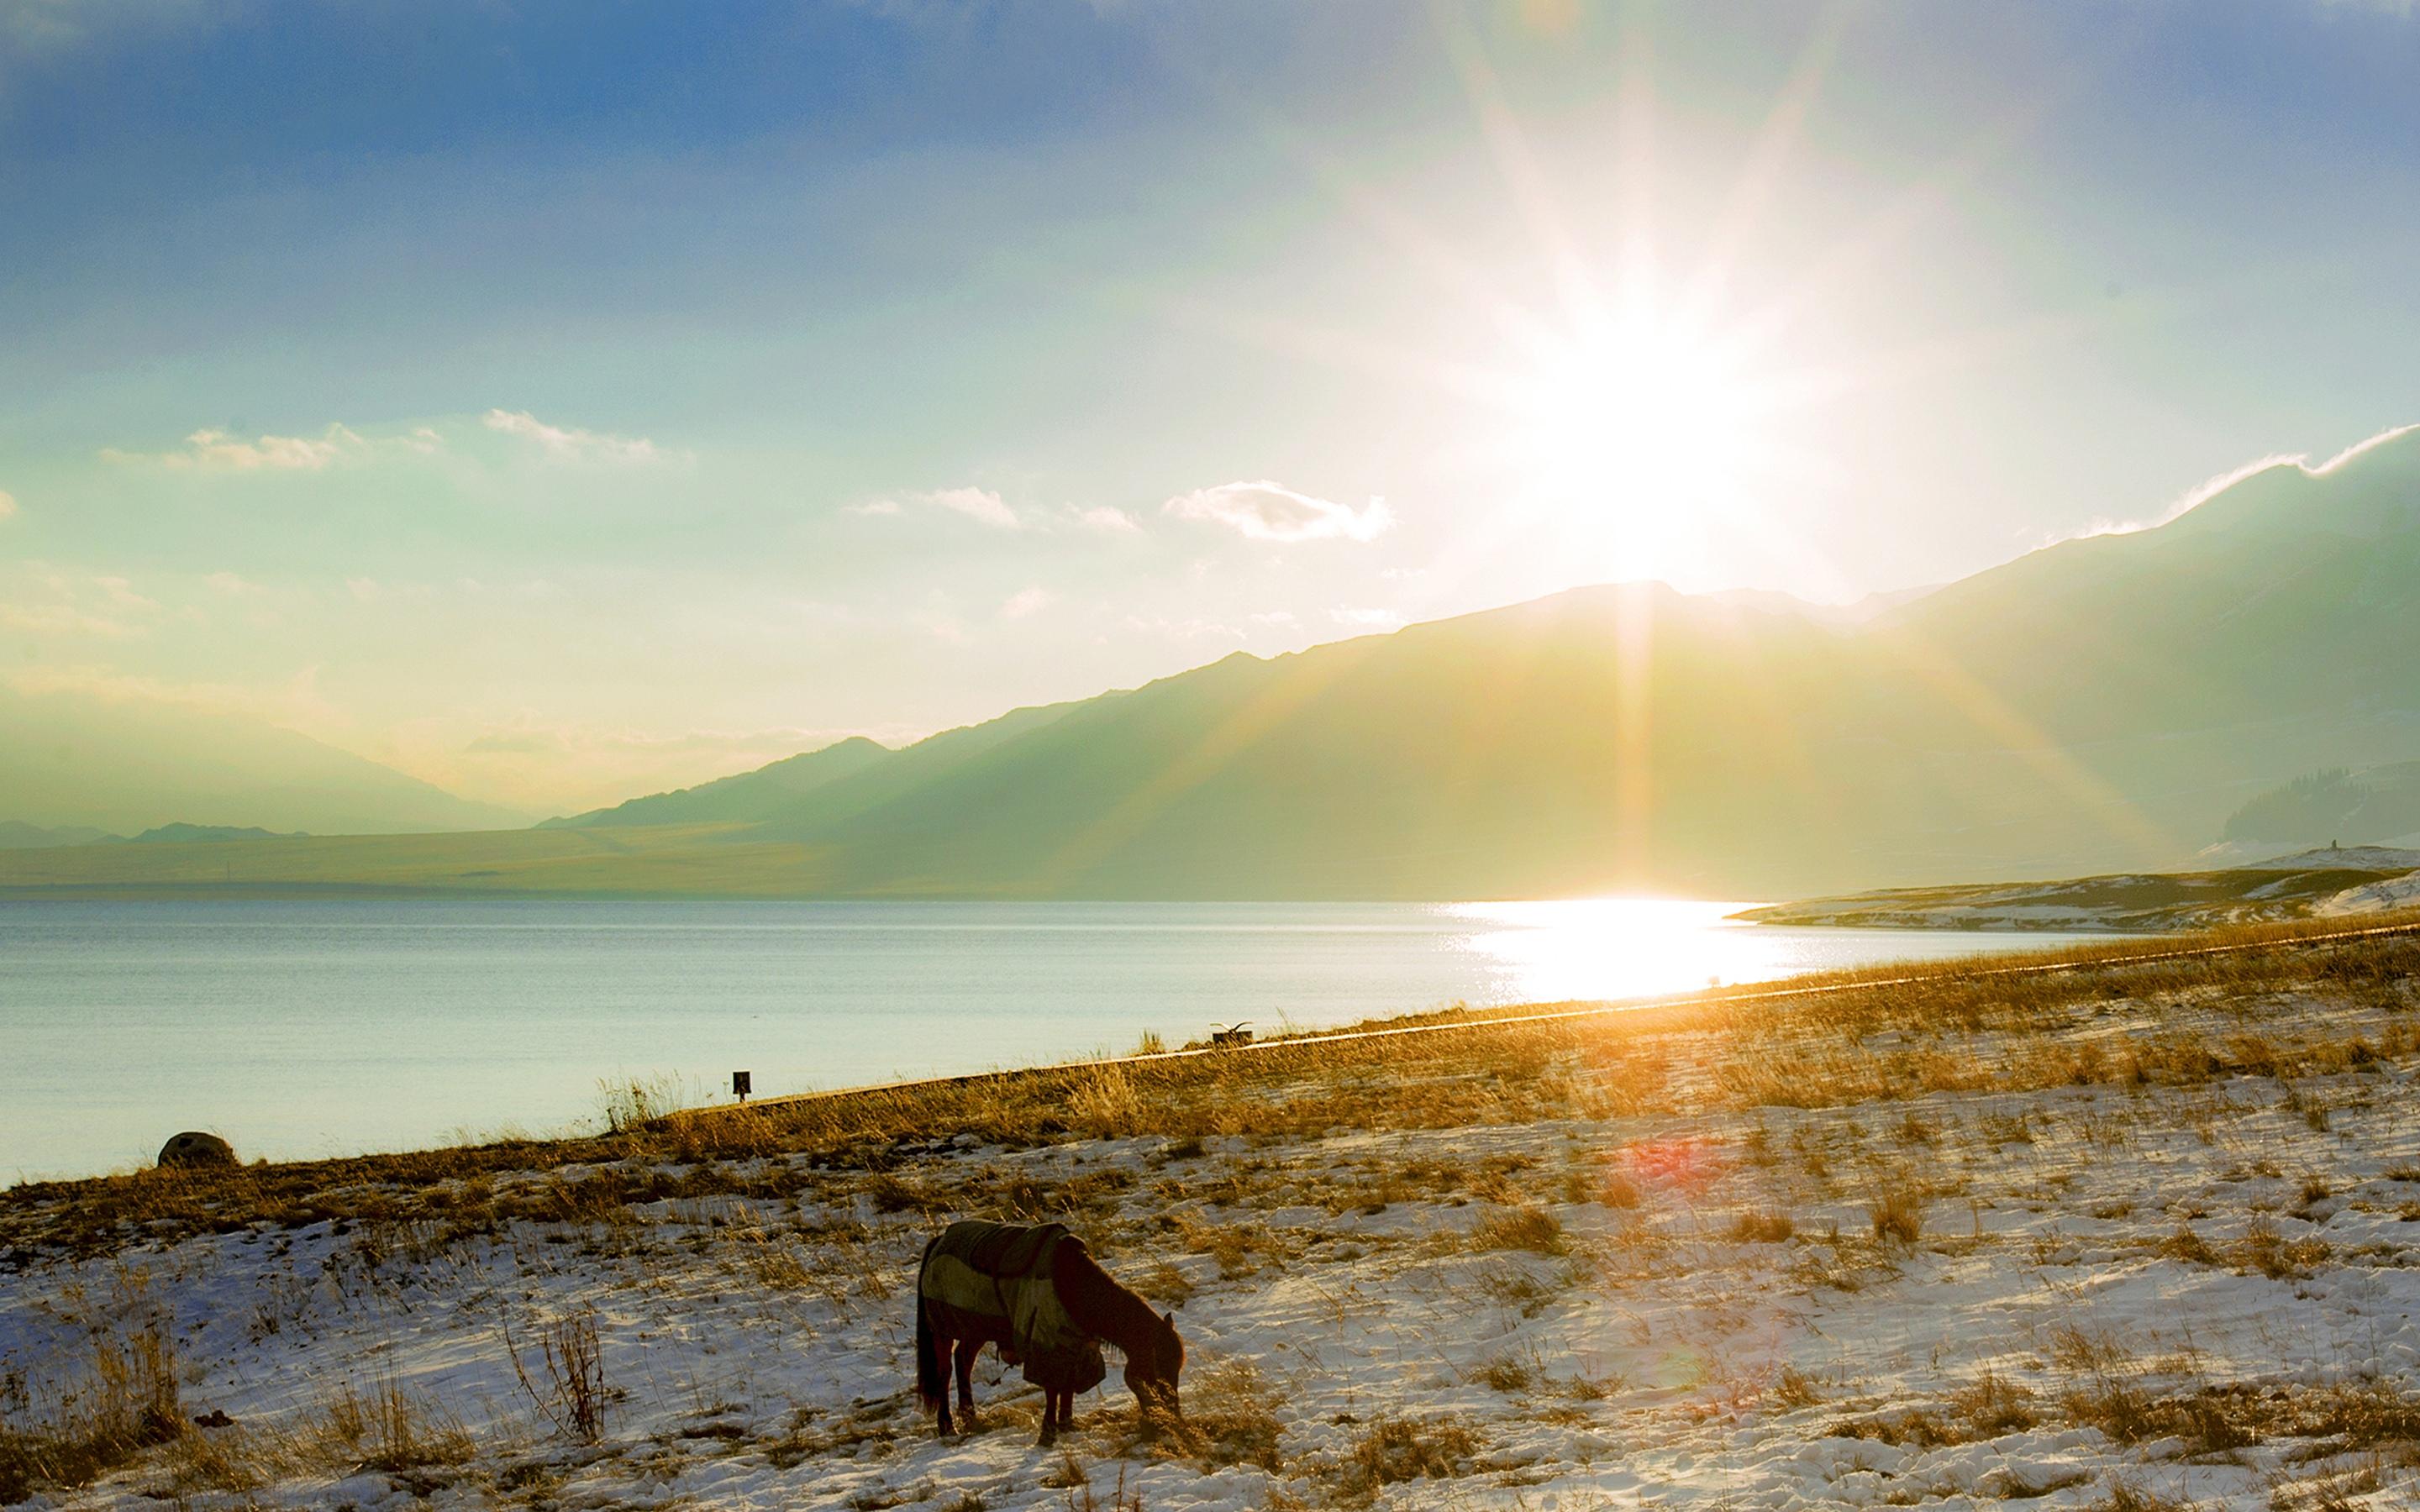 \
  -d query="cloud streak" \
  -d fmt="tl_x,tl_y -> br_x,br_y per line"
853,486 -> 1021,528
103,423 -> 443,471
929,486 -> 1019,528
1000,585 -> 1055,618
482,409 -> 670,466
1164,480 -> 1392,543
